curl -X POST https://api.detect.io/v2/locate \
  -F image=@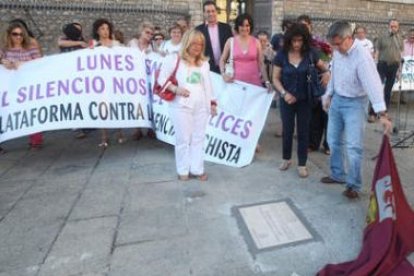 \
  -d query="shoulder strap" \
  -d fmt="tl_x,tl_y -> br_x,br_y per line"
171,54 -> 180,77
309,50 -> 316,66
229,37 -> 234,62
